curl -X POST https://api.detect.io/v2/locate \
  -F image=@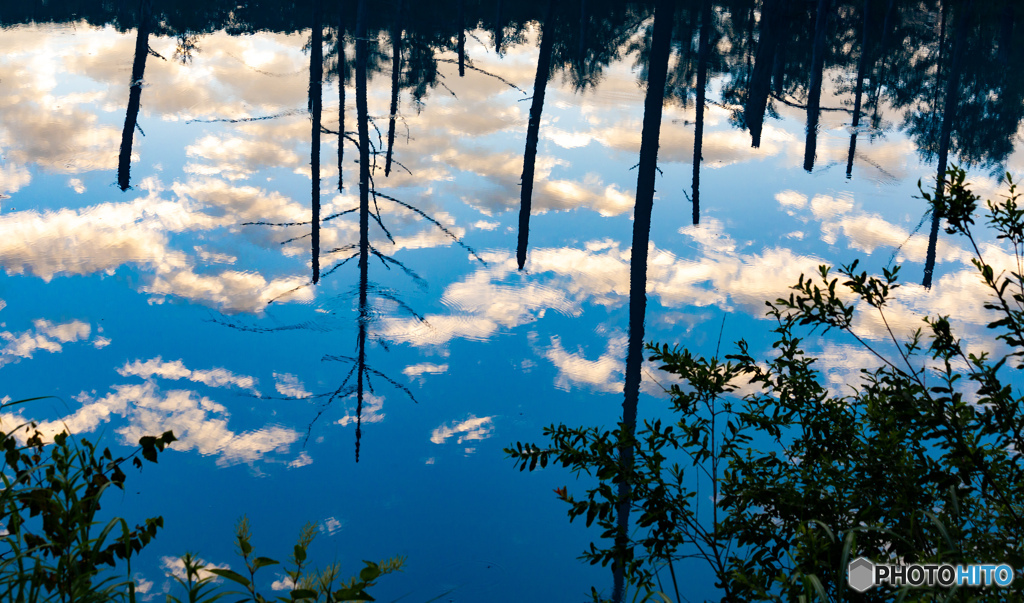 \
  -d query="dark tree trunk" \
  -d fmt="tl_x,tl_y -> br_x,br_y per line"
354,0 -> 370,462
494,0 -> 504,52
579,0 -> 588,62
924,0 -> 974,289
385,0 -> 403,177
846,0 -> 870,179
117,0 -> 150,191
804,0 -> 830,173
458,0 -> 466,76
611,0 -> 674,600
746,0 -> 784,147
517,0 -> 556,270
338,2 -> 346,192
692,0 -> 711,225
869,0 -> 897,129
310,0 -> 323,283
